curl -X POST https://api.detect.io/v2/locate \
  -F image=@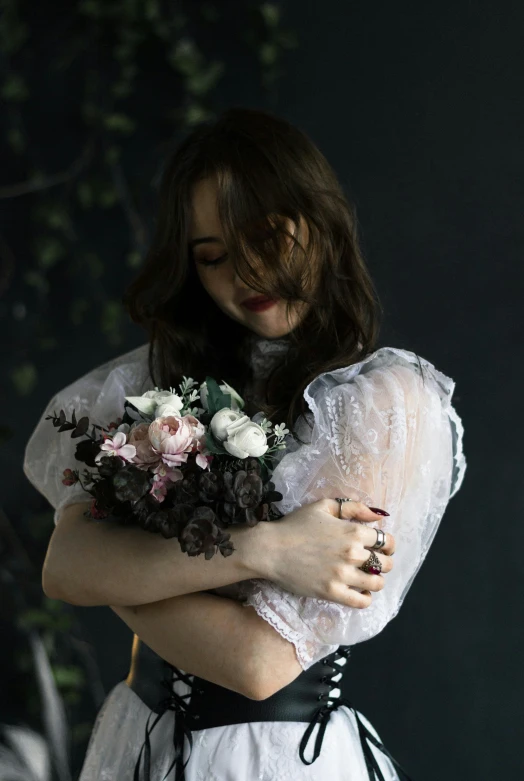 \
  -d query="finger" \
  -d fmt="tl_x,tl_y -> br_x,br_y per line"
363,531 -> 396,557
359,548 -> 394,574
326,499 -> 387,524
330,584 -> 373,609
345,518 -> 396,557
349,568 -> 385,592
